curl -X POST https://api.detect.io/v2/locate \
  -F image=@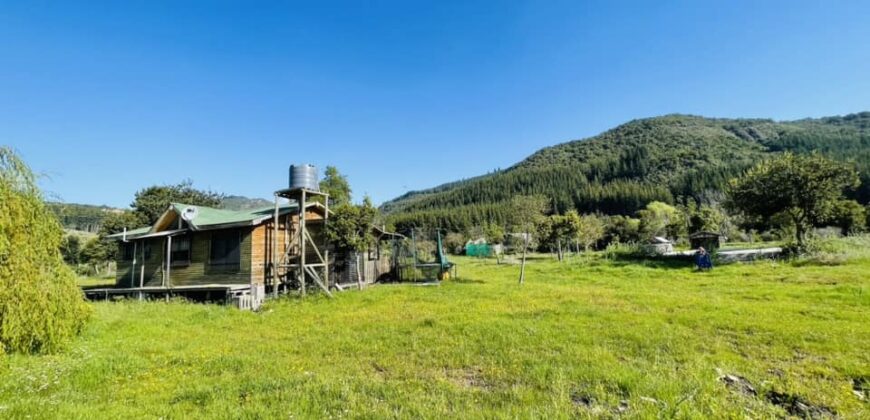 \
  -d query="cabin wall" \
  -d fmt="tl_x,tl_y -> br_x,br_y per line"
114,228 -> 254,288
115,238 -> 164,288
112,207 -> 335,289
170,228 -> 254,286
250,214 -> 326,286
251,214 -> 293,286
